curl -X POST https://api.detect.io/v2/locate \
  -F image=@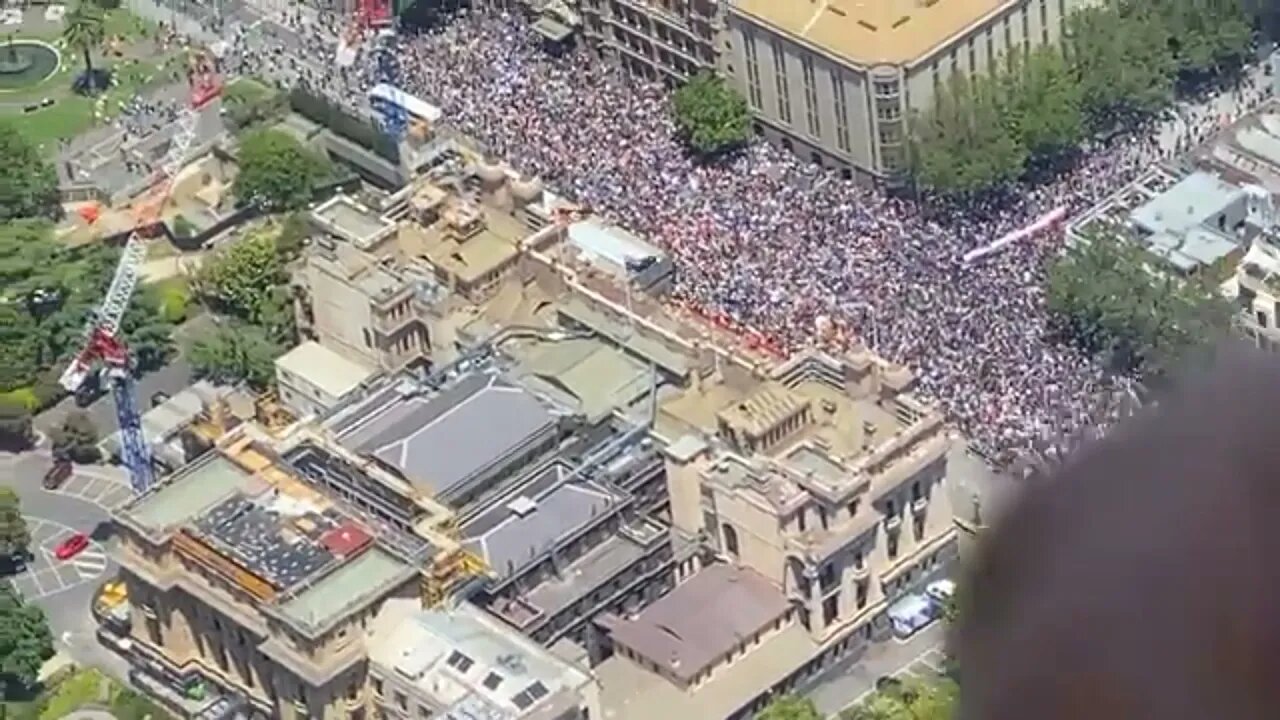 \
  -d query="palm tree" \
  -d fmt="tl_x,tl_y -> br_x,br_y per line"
62,1 -> 106,92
